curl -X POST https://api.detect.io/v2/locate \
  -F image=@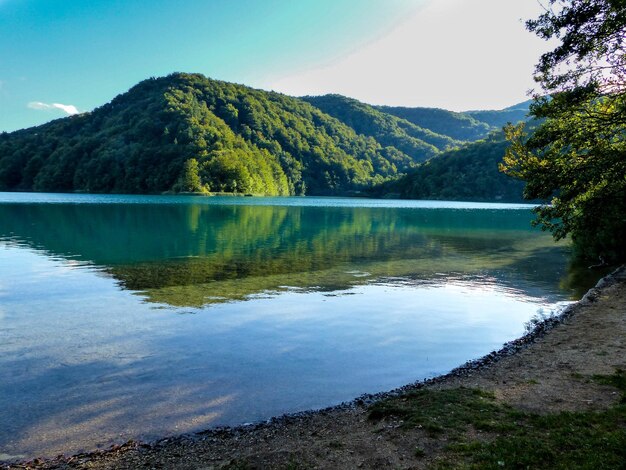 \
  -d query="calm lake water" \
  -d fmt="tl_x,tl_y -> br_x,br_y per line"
0,193 -> 588,459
